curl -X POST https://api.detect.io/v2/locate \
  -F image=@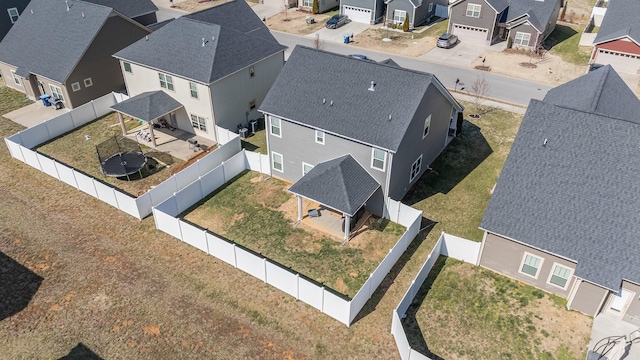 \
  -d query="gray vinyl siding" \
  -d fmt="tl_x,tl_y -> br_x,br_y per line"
66,15 -> 150,109
389,83 -> 454,200
480,232 -> 577,298
448,0 -> 497,34
364,187 -> 385,216
413,1 -> 433,28
542,0 -> 561,38
509,22 -> 539,50
211,52 -> 285,132
132,12 -> 158,26
0,0 -> 30,42
387,2 -> 415,27
569,280 -> 608,316
266,118 -> 389,191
